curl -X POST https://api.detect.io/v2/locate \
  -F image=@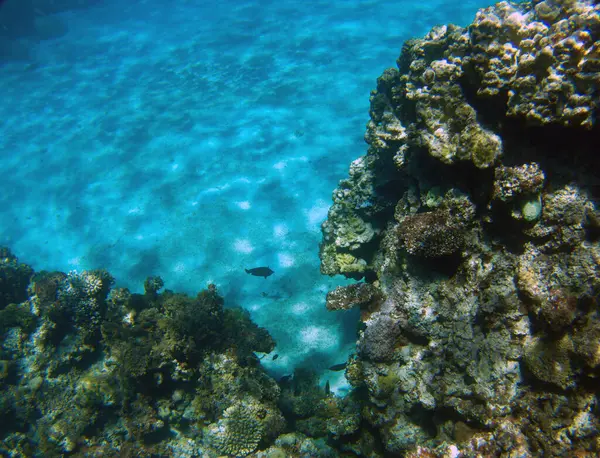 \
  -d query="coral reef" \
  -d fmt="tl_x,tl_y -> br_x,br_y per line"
320,0 -> 600,455
2,0 -> 599,456
206,397 -> 283,456
275,368 -> 368,457
0,249 -> 284,457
